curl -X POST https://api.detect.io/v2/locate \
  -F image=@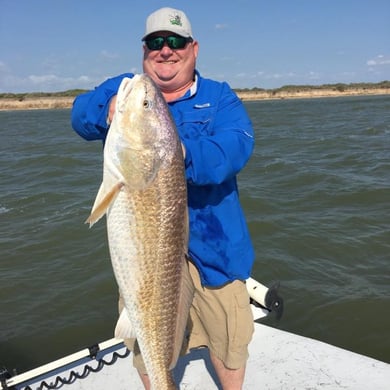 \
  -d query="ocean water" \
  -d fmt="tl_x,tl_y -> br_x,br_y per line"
0,95 -> 389,374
